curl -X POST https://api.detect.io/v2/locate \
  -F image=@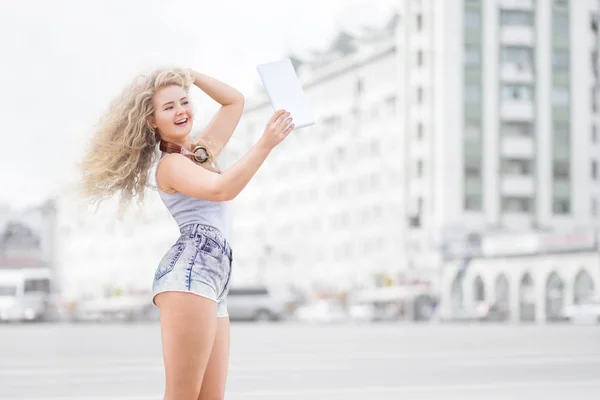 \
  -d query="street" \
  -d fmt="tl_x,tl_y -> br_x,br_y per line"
0,321 -> 599,399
